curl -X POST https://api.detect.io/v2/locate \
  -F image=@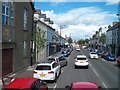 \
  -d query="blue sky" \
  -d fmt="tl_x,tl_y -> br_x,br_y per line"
35,2 -> 118,14
34,1 -> 119,40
